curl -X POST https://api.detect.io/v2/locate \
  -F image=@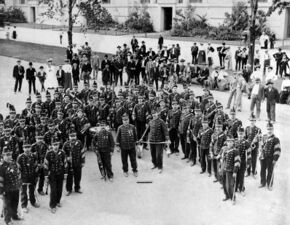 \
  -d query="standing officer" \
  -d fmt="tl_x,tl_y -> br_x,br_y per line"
210,122 -> 227,182
168,100 -> 181,155
44,135 -> 67,214
93,121 -> 115,182
63,131 -> 85,196
13,59 -> 25,94
226,108 -> 242,139
31,134 -> 48,195
221,136 -> 240,204
17,142 -> 40,213
179,104 -> 192,160
235,127 -> 251,196
245,114 -> 261,177
259,122 -> 281,190
198,118 -> 213,176
0,147 -> 22,225
116,114 -> 138,177
142,108 -> 169,174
